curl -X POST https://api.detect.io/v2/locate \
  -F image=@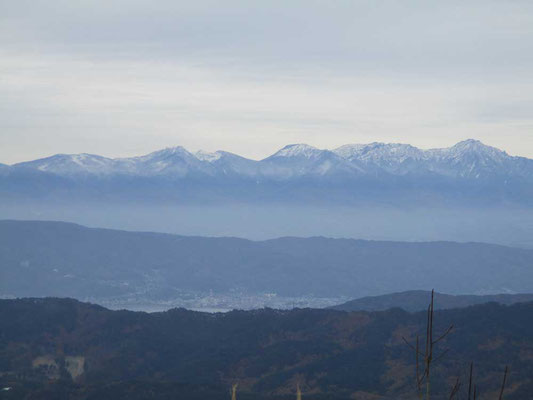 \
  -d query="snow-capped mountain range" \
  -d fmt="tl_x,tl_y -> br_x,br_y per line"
2,140 -> 533,246
1,139 -> 532,210
6,139 -> 533,180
